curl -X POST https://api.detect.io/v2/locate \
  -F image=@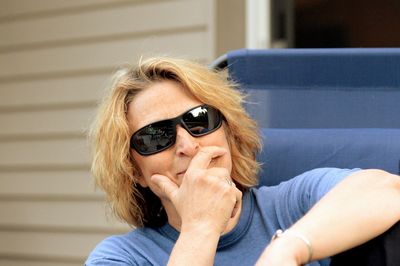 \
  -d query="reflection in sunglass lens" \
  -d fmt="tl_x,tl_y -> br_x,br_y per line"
133,120 -> 174,154
184,106 -> 219,135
